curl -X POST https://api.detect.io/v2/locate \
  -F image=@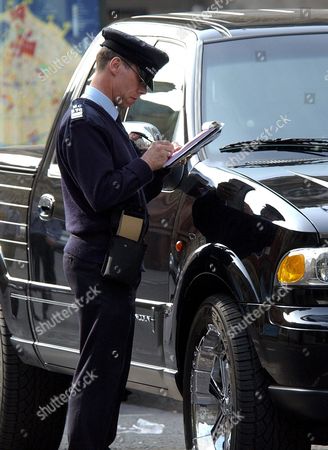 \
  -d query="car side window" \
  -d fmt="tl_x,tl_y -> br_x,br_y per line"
125,40 -> 186,144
